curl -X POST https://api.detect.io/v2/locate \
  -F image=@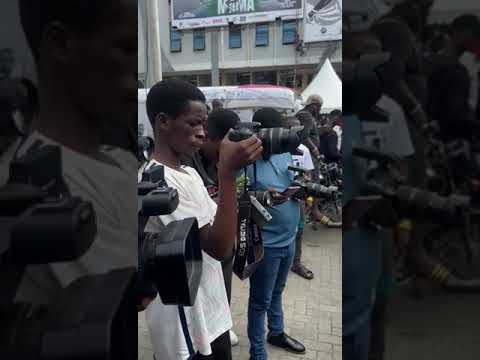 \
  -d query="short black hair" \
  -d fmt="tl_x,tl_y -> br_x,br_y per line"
146,79 -> 206,128
252,108 -> 282,128
207,109 -> 240,140
451,14 -> 480,36
19,0 -> 114,59
330,109 -> 342,117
